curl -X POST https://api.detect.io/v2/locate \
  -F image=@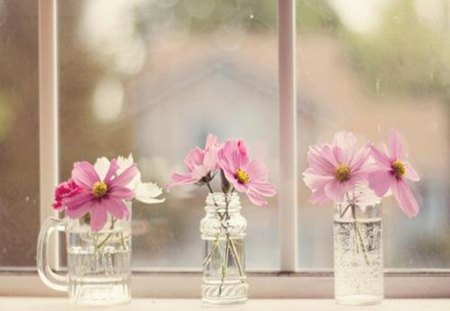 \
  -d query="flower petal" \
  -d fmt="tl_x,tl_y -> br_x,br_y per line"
104,159 -> 120,183
109,164 -> 138,188
368,169 -> 393,197
64,191 -> 93,210
184,147 -> 204,170
389,129 -> 404,160
203,146 -> 218,173
307,145 -> 336,175
333,131 -> 357,163
66,201 -> 91,219
303,168 -> 333,190
236,140 -> 250,167
324,179 -> 357,202
249,181 -> 277,197
106,198 -> 129,220
246,190 -> 267,206
205,134 -> 218,150
72,161 -> 100,189
392,179 -> 419,218
94,157 -> 111,181
116,154 -> 134,174
350,142 -> 371,172
244,159 -> 269,182
109,185 -> 135,200
404,162 -> 420,182
90,203 -> 108,232
135,182 -> 165,204
166,172 -> 197,190
332,146 -> 345,165
309,187 -> 331,205
324,179 -> 347,202
370,145 -> 391,168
